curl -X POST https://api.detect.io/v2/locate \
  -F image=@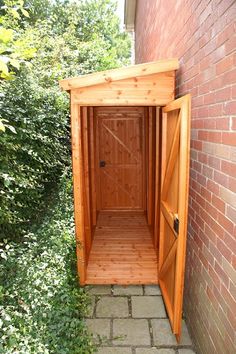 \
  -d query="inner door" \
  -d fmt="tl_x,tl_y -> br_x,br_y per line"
96,107 -> 145,210
159,95 -> 191,341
